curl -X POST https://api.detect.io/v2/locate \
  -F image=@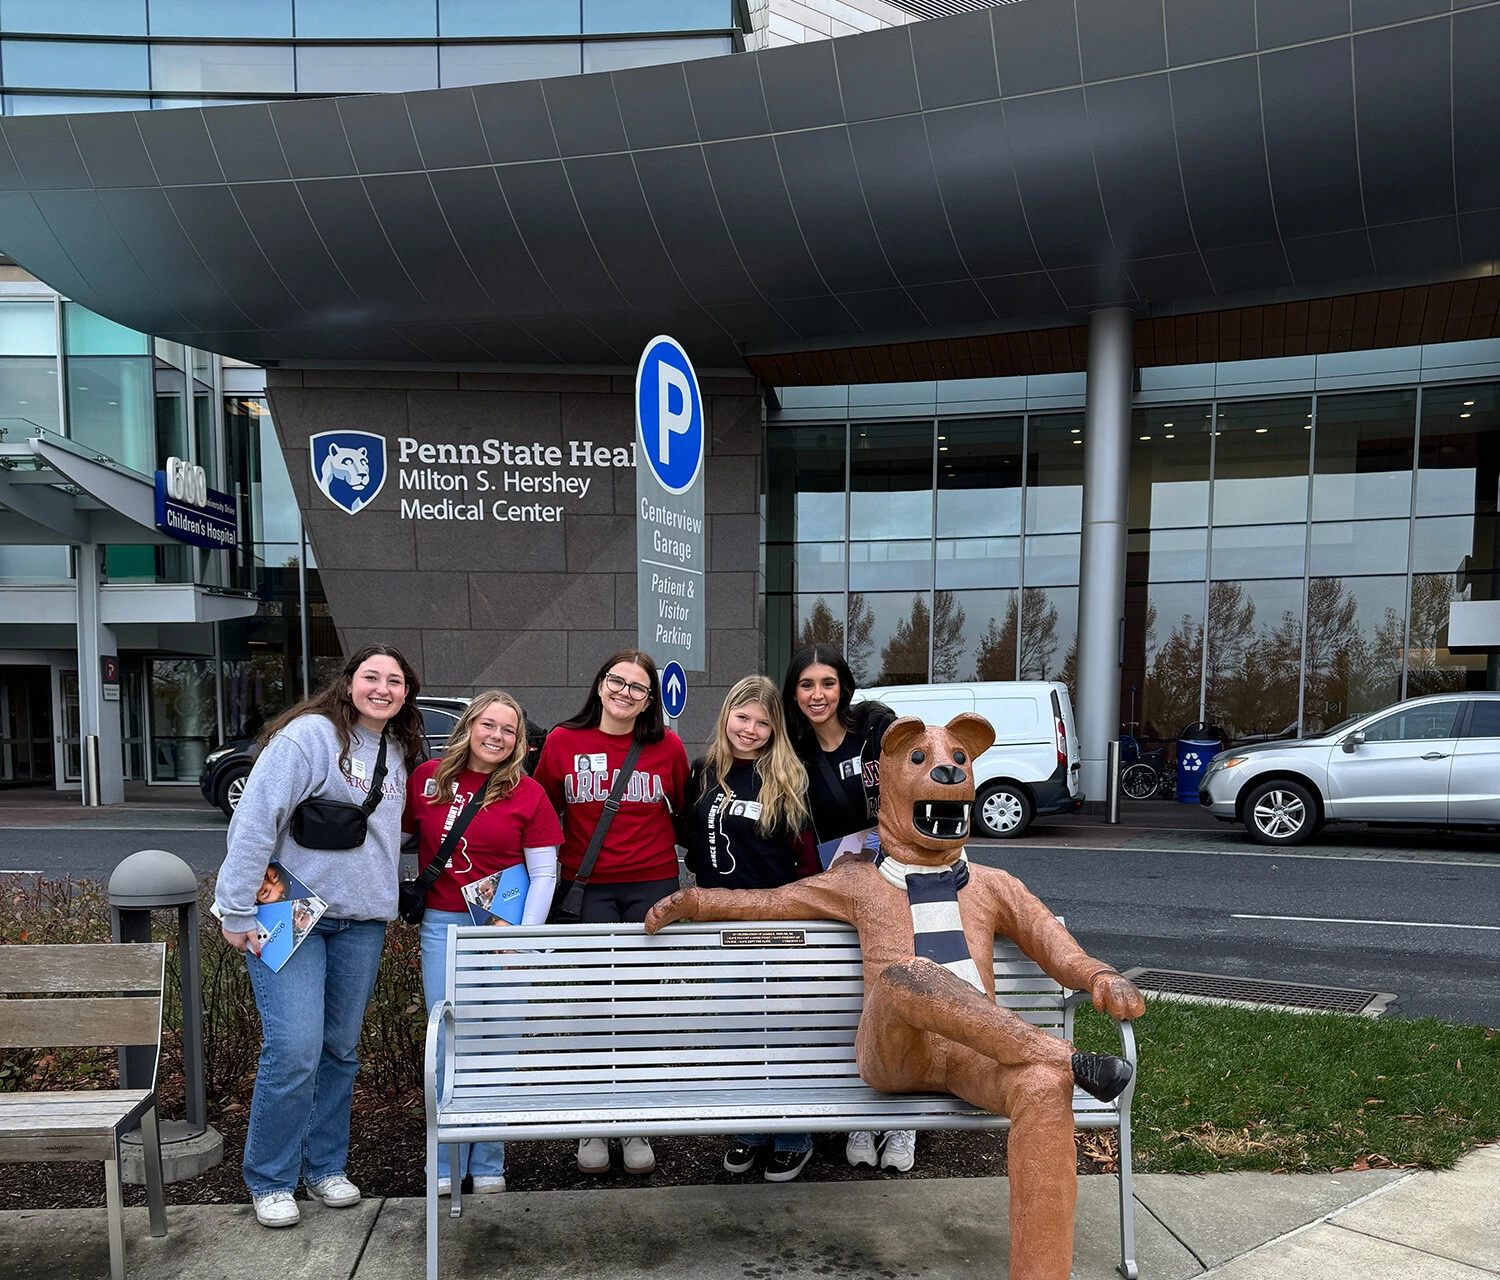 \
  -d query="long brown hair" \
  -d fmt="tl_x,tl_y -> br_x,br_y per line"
702,676 -> 810,836
259,644 -> 426,772
556,649 -> 665,745
432,691 -> 528,807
